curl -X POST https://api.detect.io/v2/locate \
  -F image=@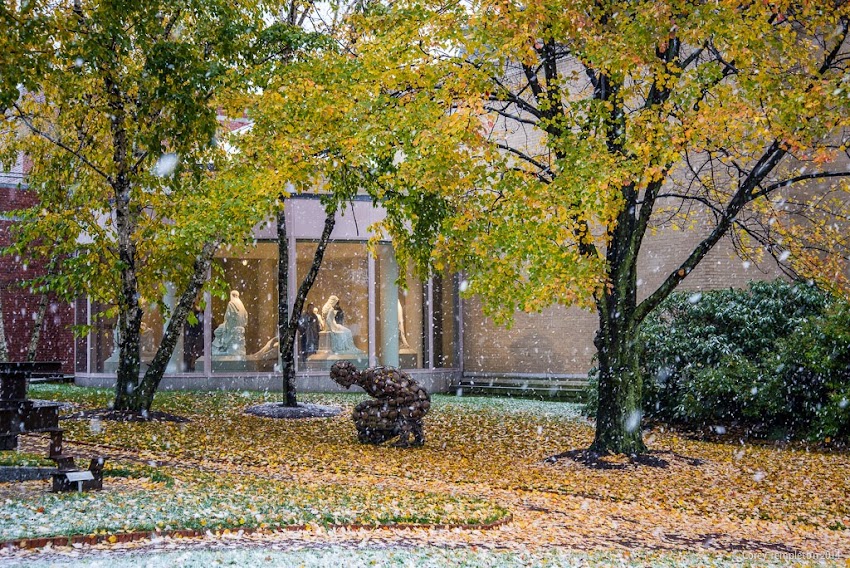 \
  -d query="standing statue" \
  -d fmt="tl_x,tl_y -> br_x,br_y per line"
321,295 -> 364,355
297,302 -> 321,361
212,290 -> 248,357
398,299 -> 411,349
329,361 -> 430,447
